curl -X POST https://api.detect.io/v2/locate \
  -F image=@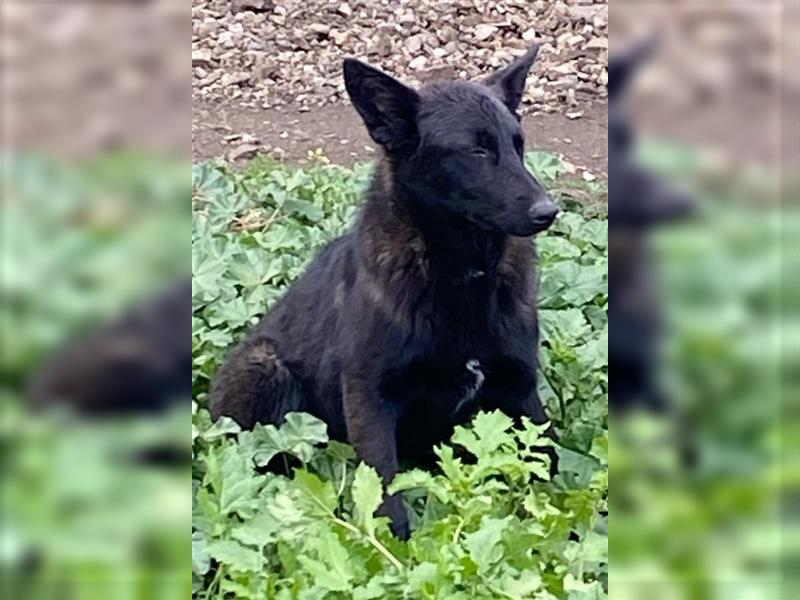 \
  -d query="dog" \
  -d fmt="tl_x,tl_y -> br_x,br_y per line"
608,39 -> 694,412
210,46 -> 558,538
28,278 -> 192,416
